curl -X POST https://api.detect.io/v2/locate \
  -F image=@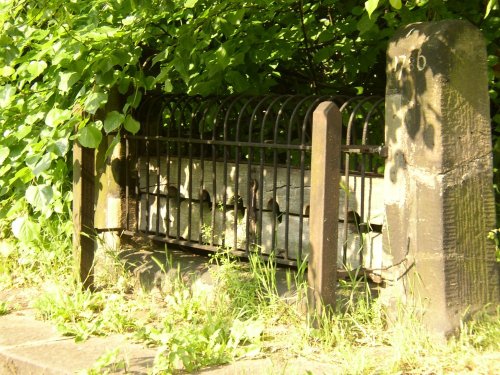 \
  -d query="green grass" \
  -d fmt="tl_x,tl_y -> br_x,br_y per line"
0,301 -> 9,315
